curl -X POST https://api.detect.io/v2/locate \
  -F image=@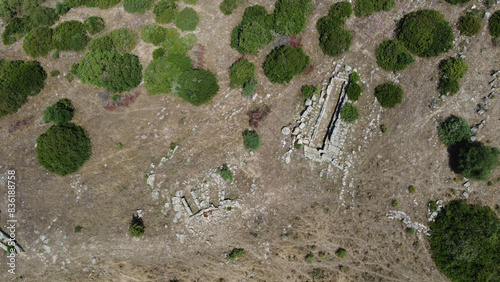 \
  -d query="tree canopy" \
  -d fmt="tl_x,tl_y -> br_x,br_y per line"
173,68 -> 220,106
456,142 -> 499,181
376,40 -> 414,71
438,115 -> 471,147
263,45 -> 310,84
43,98 -> 75,125
375,82 -> 403,108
